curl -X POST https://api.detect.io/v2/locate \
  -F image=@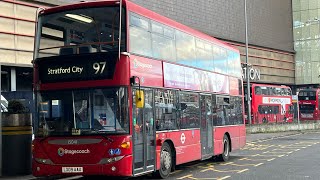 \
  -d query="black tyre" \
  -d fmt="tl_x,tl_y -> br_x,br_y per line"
218,135 -> 230,162
156,142 -> 172,179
